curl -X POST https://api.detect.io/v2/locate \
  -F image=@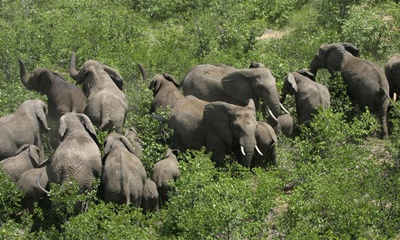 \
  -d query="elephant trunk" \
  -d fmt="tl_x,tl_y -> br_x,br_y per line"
19,60 -> 30,88
69,52 -> 80,81
239,136 -> 257,168
263,91 -> 280,127
309,56 -> 319,76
